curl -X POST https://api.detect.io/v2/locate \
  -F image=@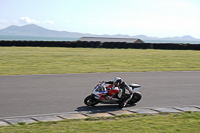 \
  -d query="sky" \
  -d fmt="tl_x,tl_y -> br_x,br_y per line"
0,0 -> 200,38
